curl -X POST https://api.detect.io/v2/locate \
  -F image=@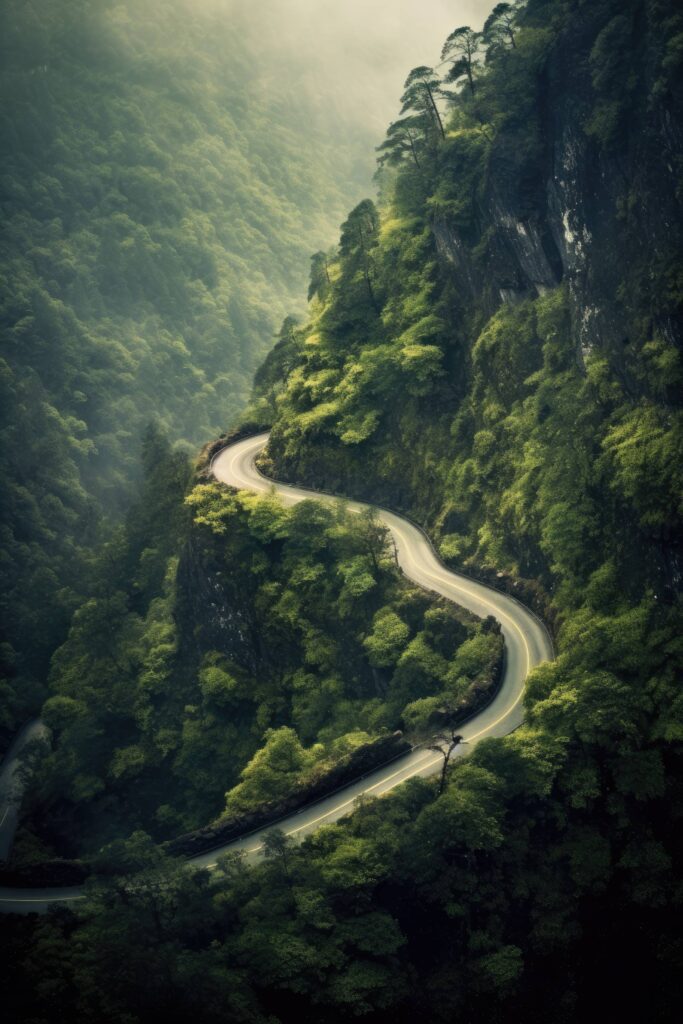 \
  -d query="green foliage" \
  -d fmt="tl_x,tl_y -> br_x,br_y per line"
0,0 -> 374,741
602,404 -> 683,529
441,27 -> 483,95
21,478 -> 489,854
225,727 -> 325,814
4,1 -> 683,1021
400,66 -> 447,142
586,12 -> 638,148
363,609 -> 410,667
483,3 -> 524,55
226,0 -> 683,1017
